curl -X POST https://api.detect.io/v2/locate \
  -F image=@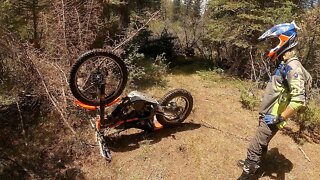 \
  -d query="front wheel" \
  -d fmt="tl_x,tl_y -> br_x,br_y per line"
69,49 -> 128,106
156,89 -> 193,126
